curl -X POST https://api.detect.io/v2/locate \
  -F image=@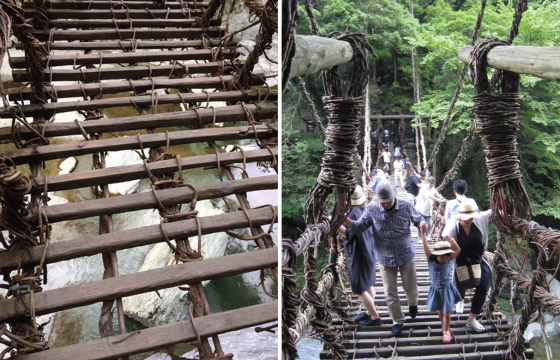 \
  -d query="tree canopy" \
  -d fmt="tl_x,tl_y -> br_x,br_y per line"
283,0 -> 560,239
